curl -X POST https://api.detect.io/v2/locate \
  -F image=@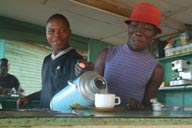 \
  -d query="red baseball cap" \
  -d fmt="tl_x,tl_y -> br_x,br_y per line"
125,2 -> 162,33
